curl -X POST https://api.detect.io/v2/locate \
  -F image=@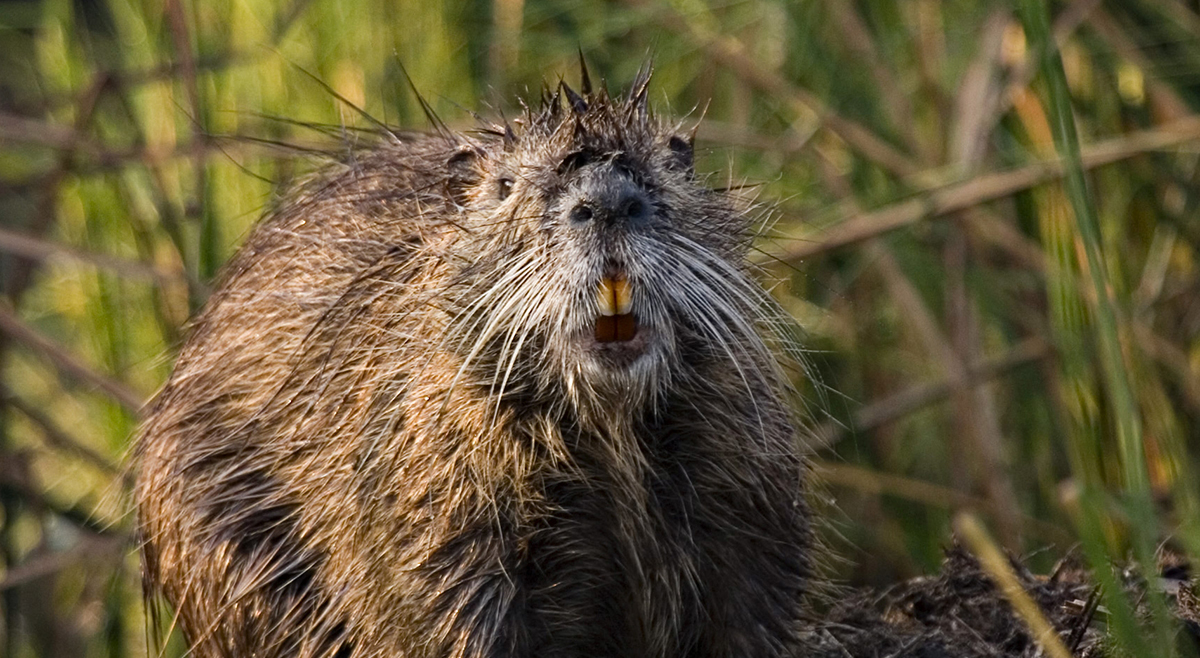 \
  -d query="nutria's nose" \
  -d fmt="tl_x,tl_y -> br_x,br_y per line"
569,178 -> 652,228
